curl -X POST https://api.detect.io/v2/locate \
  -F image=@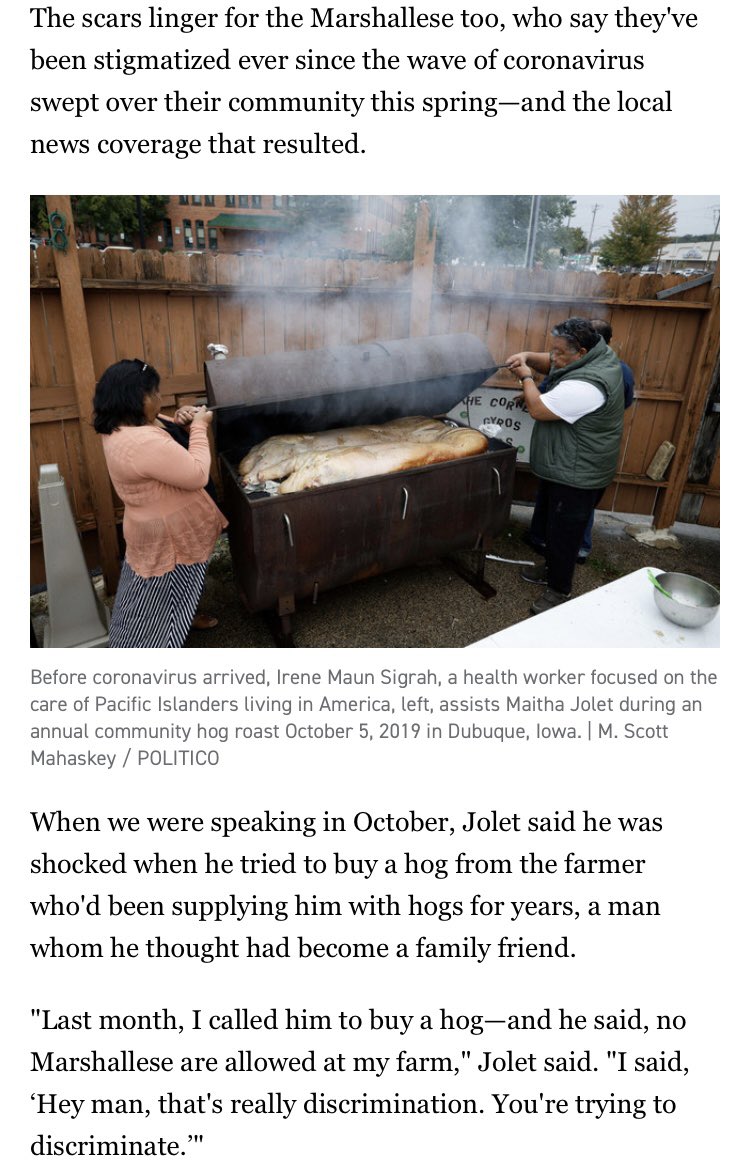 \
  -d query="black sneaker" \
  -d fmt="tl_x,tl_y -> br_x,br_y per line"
577,554 -> 589,565
530,587 -> 571,615
520,562 -> 548,585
